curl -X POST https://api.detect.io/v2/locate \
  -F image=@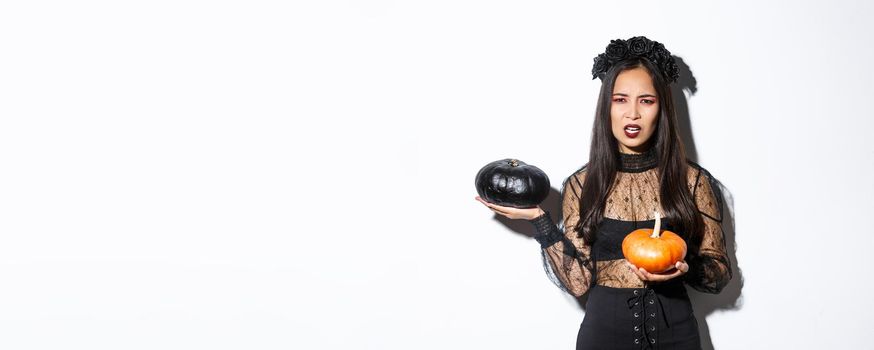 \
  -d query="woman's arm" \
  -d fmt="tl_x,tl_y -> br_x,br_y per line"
684,167 -> 732,294
529,172 -> 595,297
